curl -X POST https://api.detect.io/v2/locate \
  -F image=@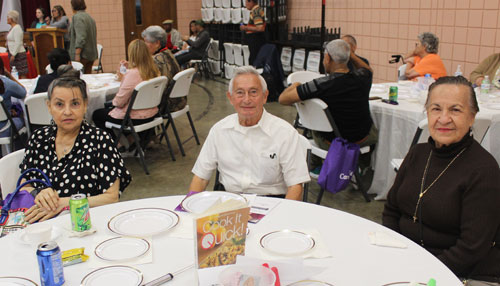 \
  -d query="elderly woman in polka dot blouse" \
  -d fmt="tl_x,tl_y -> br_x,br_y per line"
21,68 -> 132,223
